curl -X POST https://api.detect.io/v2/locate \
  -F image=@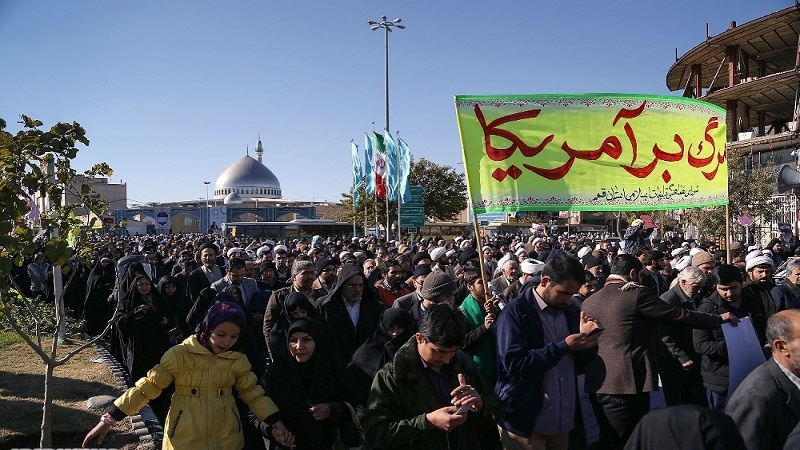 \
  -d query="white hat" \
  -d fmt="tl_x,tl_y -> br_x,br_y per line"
265,240 -> 276,247
256,245 -> 271,257
681,241 -> 690,247
226,247 -> 244,257
273,244 -> 288,253
460,240 -> 472,249
746,255 -> 774,271
482,245 -> 492,252
675,255 -> 692,271
689,248 -> 702,257
577,246 -> 592,259
515,248 -> 526,256
430,247 -> 447,262
520,258 -> 545,275
445,249 -> 456,258
671,248 -> 688,257
533,237 -> 543,245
